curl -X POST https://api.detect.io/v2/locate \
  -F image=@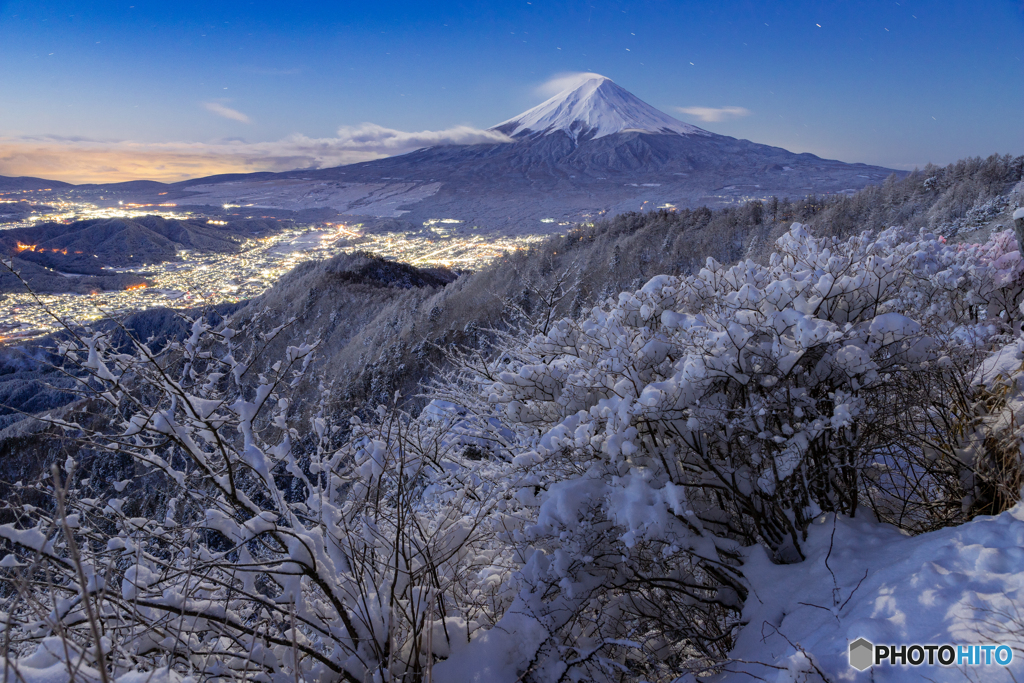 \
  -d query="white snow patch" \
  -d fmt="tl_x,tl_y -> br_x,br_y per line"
725,505 -> 1024,681
492,75 -> 709,142
433,597 -> 552,683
